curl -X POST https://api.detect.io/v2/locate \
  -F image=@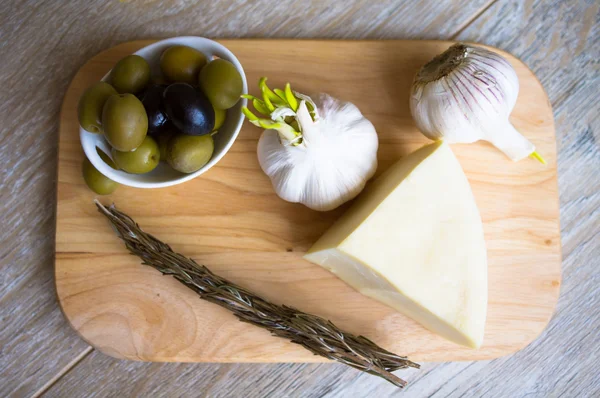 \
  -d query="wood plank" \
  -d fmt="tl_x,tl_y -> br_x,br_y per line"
42,348 -> 429,398
54,38 -> 560,365
0,2 -> 99,396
